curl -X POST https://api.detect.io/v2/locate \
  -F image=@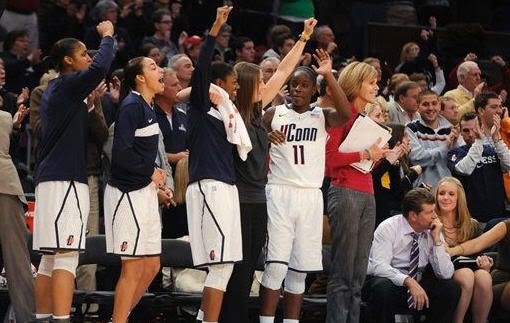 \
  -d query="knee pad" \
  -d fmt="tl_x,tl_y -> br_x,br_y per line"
284,270 -> 307,294
37,255 -> 55,277
204,264 -> 234,291
261,262 -> 288,290
53,252 -> 79,277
